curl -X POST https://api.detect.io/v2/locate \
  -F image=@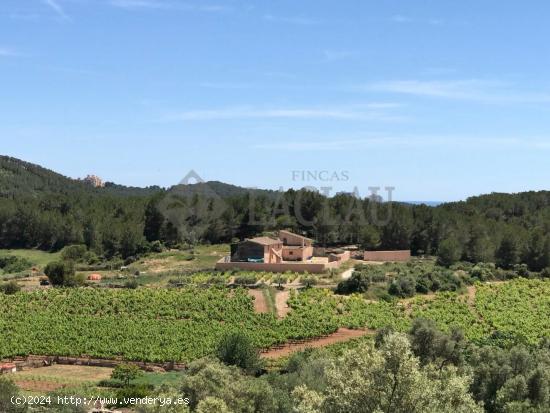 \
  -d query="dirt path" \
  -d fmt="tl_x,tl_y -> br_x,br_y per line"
261,328 -> 375,359
466,285 -> 477,306
275,290 -> 291,318
248,289 -> 269,313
